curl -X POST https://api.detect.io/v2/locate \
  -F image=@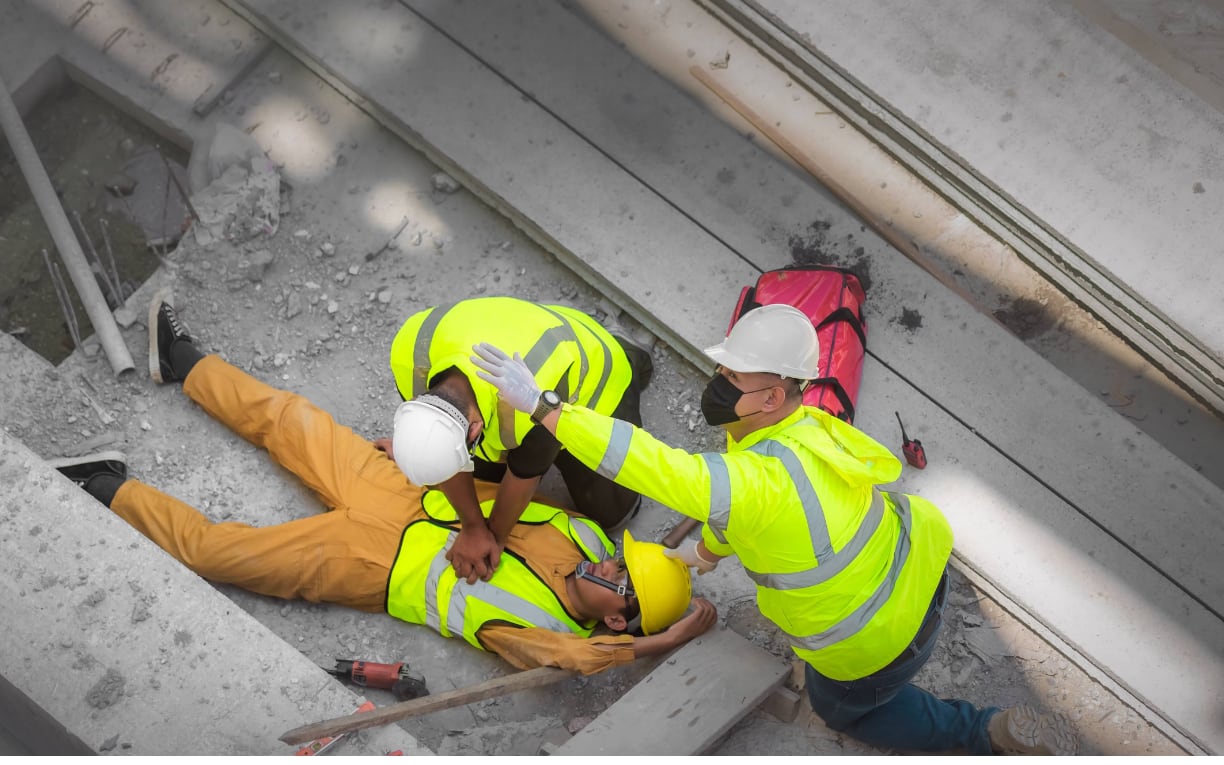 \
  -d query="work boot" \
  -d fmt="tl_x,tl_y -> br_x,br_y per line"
48,451 -> 128,507
148,288 -> 200,384
988,705 -> 1078,756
